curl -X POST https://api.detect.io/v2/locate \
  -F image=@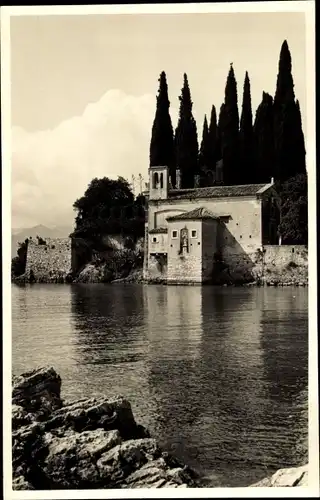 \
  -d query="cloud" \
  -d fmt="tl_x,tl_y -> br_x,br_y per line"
11,89 -> 179,228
